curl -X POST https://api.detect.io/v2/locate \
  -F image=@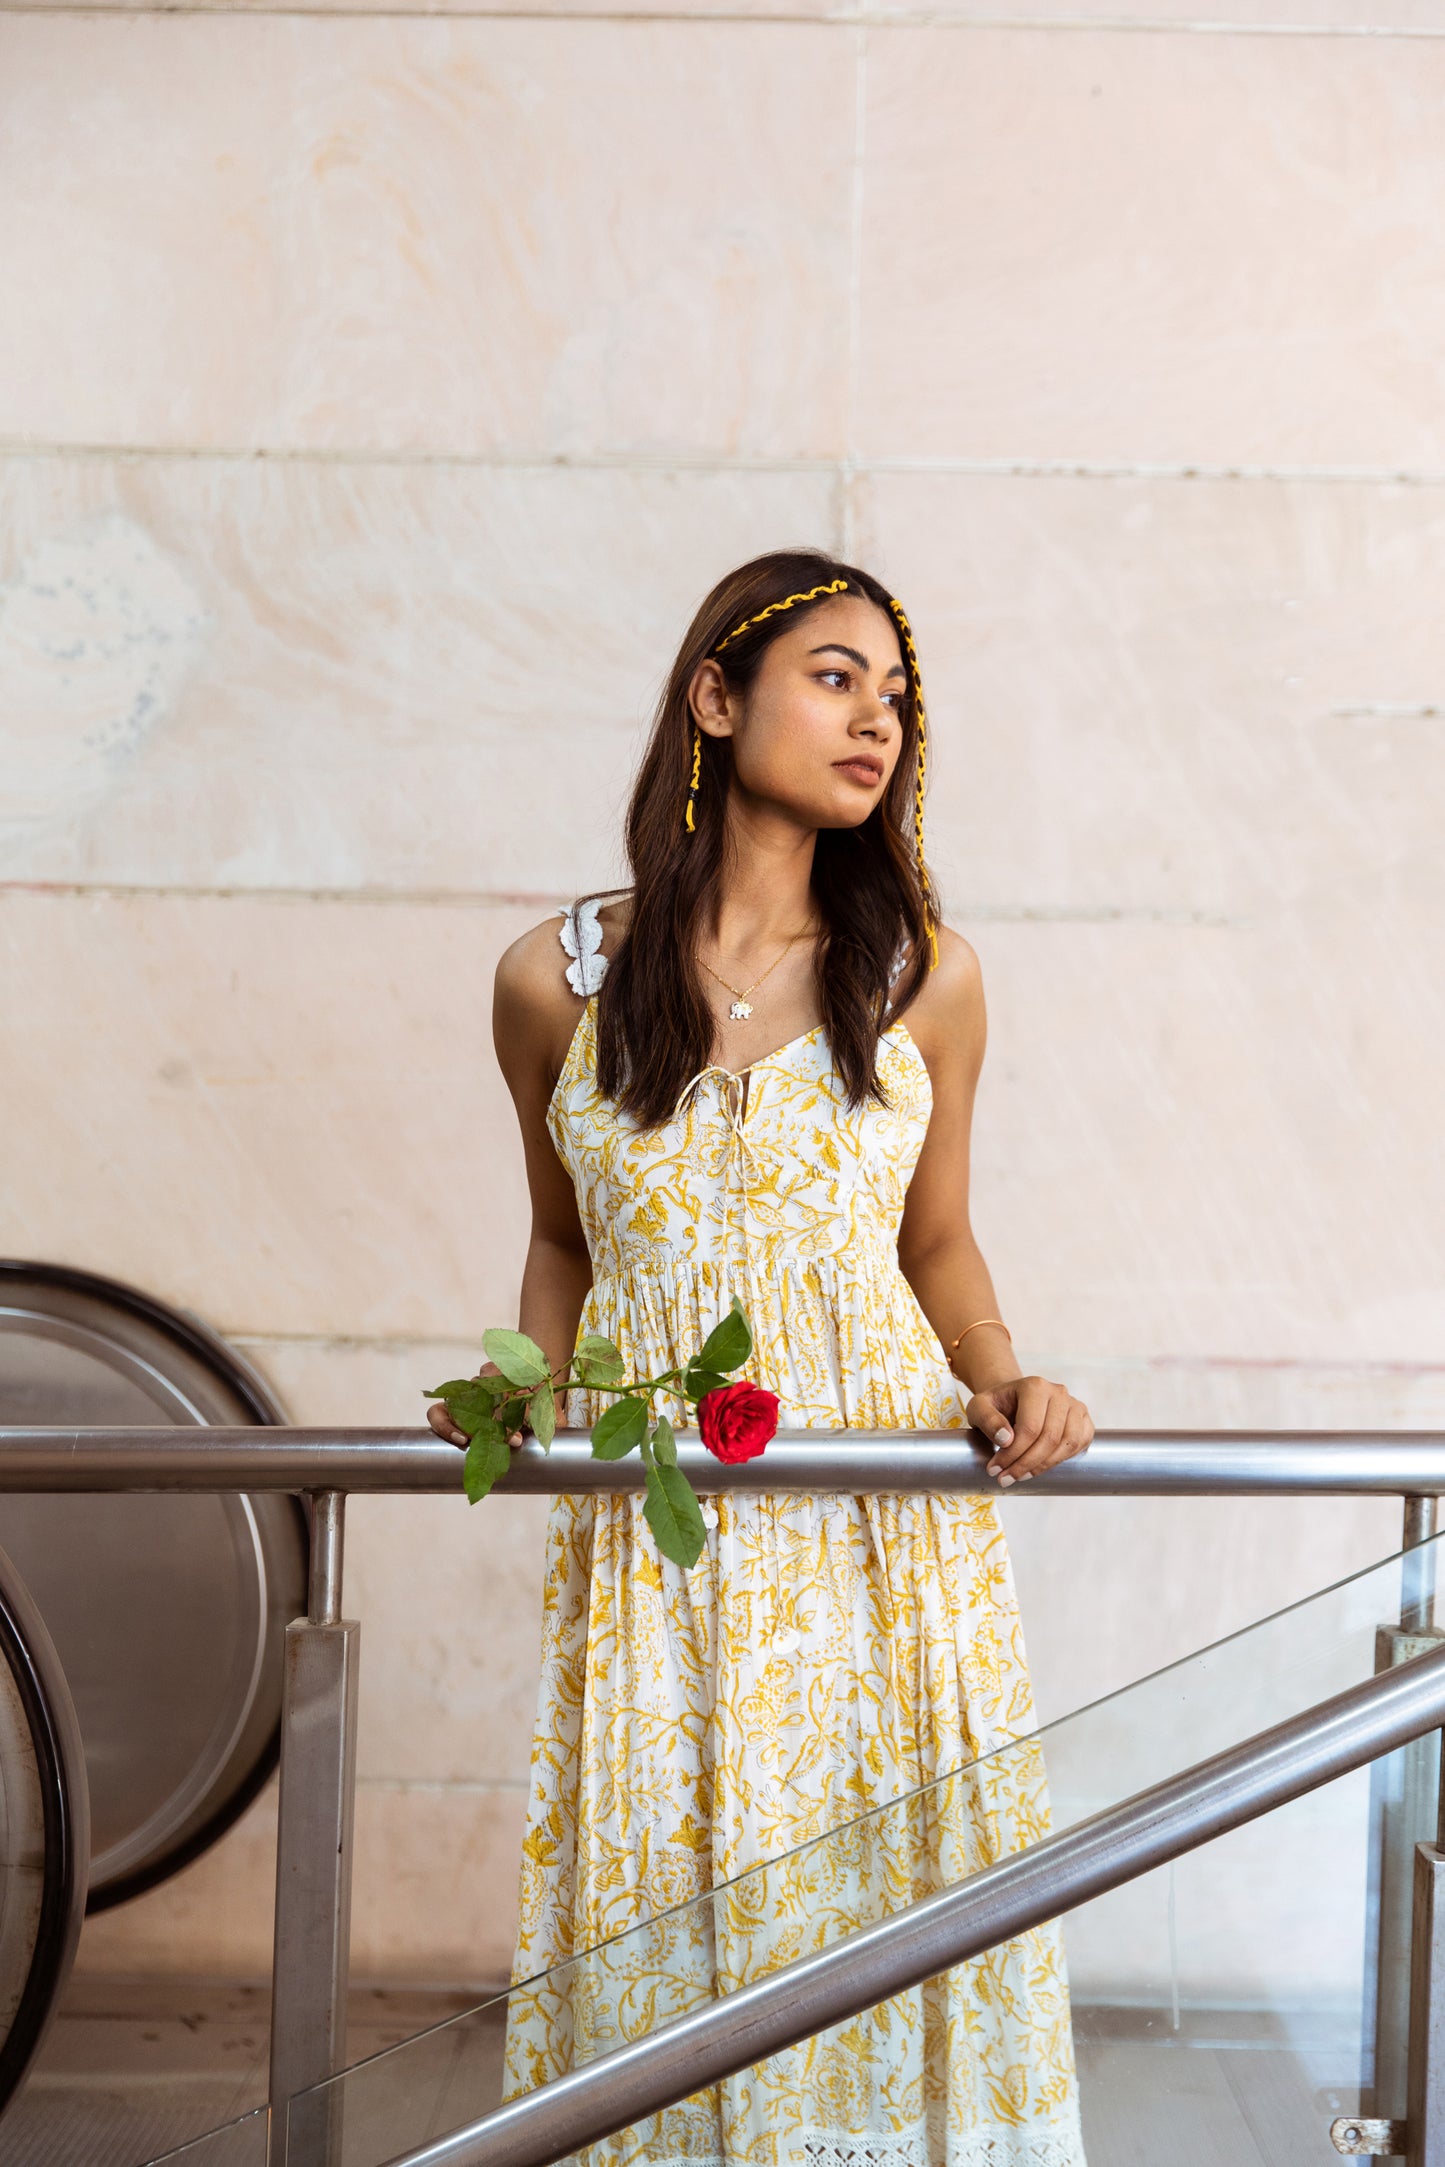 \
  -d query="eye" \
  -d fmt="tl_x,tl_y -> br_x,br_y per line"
817,668 -> 851,689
